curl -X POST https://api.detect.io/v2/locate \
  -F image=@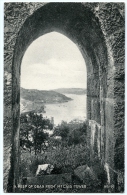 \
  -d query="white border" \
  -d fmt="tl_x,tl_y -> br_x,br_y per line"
1,1 -> 126,195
